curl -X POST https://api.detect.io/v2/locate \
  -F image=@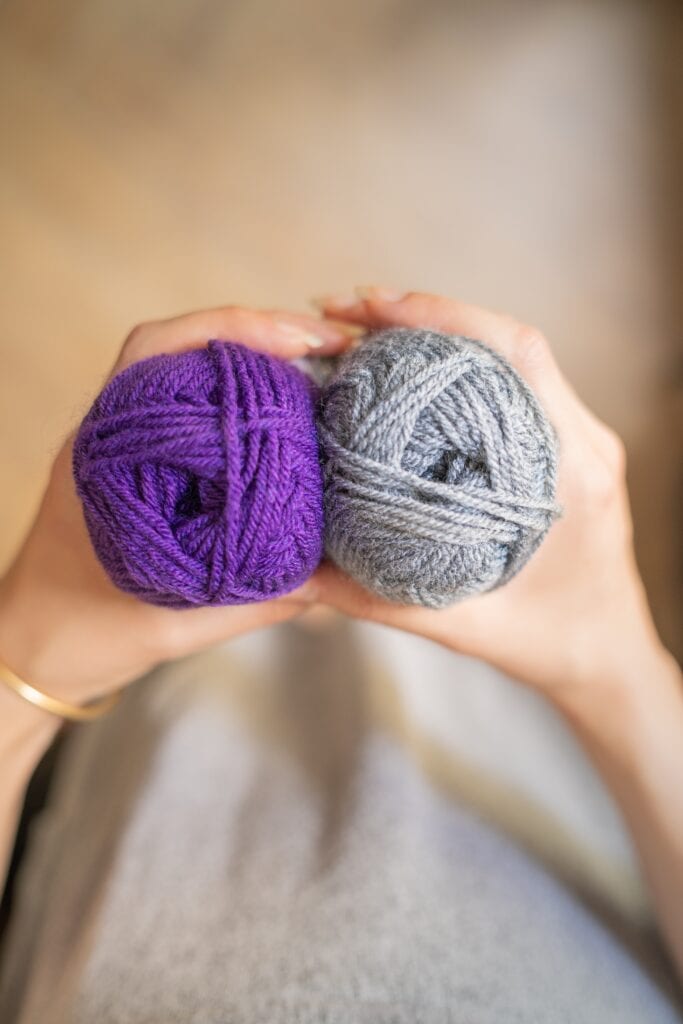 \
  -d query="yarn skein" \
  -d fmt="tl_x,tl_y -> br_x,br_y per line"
73,340 -> 324,608
319,327 -> 561,608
